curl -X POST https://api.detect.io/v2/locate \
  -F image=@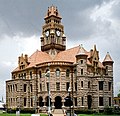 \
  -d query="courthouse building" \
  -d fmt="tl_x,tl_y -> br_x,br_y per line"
6,6 -> 114,112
